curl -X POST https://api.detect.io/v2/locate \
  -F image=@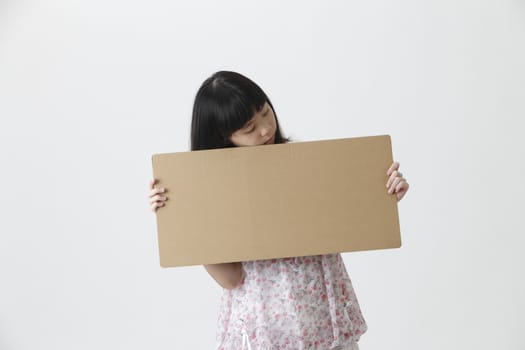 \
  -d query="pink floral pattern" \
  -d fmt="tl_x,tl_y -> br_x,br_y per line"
216,254 -> 367,349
